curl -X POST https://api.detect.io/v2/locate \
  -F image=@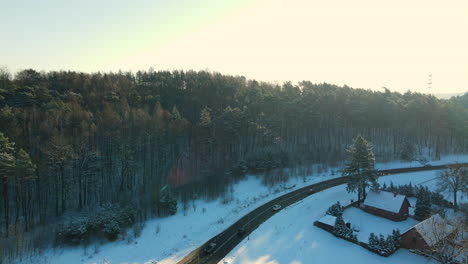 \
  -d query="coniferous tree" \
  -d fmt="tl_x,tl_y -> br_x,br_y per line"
415,187 -> 432,220
0,132 -> 16,236
368,232 -> 379,250
333,215 -> 357,241
343,135 -> 379,204
326,202 -> 344,217
400,141 -> 415,161
171,105 -> 182,121
391,229 -> 401,248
